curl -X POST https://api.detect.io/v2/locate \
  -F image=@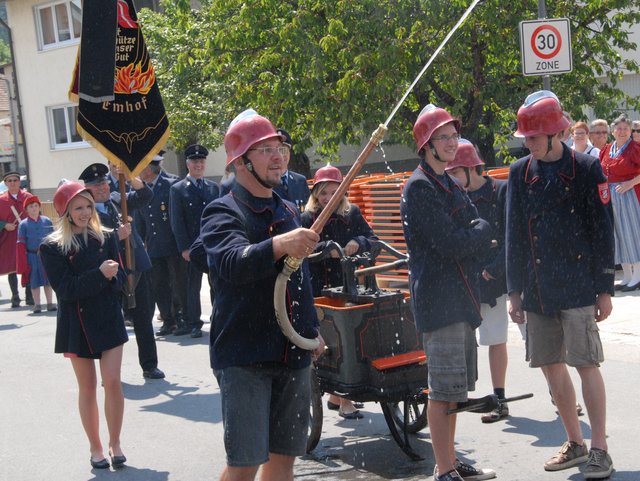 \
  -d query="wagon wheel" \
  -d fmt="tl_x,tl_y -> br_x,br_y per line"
380,402 -> 424,461
306,367 -> 323,453
383,396 -> 428,434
